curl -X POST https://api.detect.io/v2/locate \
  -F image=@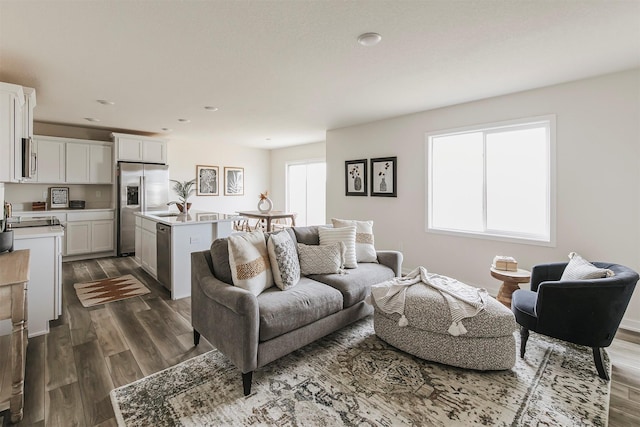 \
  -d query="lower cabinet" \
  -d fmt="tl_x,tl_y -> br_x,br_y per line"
136,217 -> 157,278
65,211 -> 115,256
